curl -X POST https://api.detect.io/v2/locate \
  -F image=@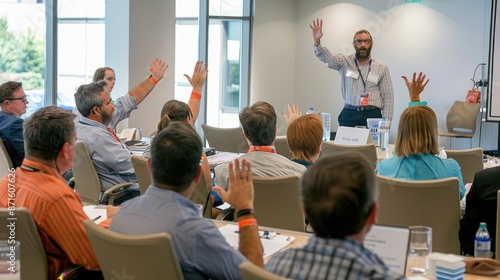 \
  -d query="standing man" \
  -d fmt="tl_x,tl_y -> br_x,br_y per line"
310,18 -> 394,127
